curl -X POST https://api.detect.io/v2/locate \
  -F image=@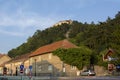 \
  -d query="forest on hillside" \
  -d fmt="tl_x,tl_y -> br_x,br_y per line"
8,11 -> 120,61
